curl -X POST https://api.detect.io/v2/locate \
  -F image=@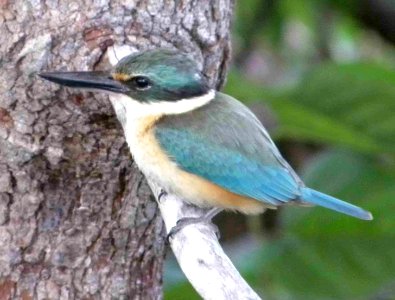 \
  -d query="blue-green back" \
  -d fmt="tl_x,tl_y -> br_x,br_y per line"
155,93 -> 303,205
